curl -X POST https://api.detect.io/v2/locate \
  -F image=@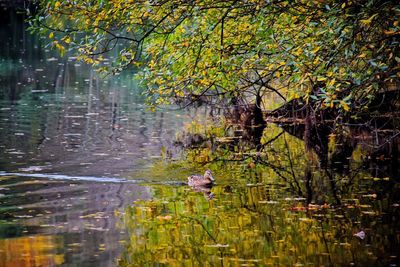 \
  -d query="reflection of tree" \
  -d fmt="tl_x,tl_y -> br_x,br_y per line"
280,121 -> 400,177
119,171 -> 399,266
125,119 -> 400,265
206,127 -> 308,198
177,119 -> 399,208
0,235 -> 63,266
